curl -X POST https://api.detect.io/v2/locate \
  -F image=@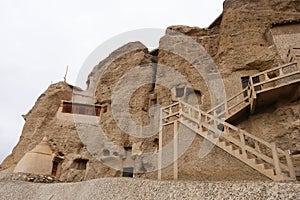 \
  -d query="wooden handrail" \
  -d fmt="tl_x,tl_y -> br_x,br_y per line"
250,62 -> 297,77
161,53 -> 299,179
227,96 -> 249,114
177,100 -> 293,178
227,87 -> 250,102
180,100 -> 200,112
207,87 -> 249,115
180,112 -> 199,124
252,71 -> 300,88
162,112 -> 180,120
241,130 -> 271,148
161,102 -> 179,110
207,102 -> 226,114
